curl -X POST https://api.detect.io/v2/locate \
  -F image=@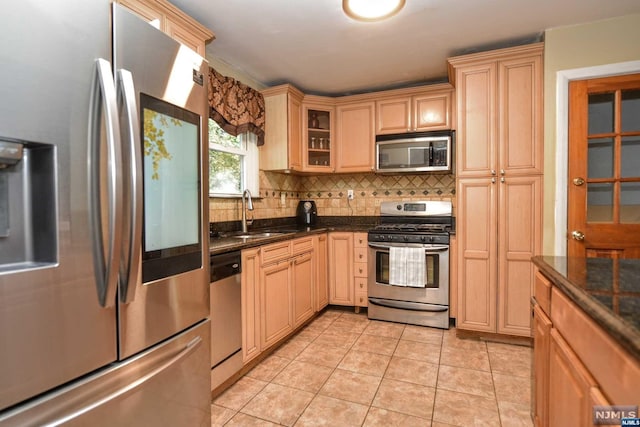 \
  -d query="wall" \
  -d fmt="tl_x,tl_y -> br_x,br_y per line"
209,171 -> 456,224
543,14 -> 640,254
